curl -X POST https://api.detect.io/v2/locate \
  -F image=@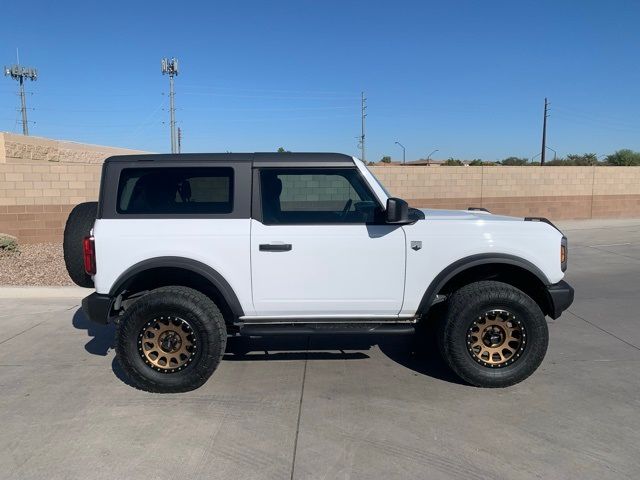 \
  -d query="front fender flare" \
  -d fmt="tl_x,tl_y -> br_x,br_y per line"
417,253 -> 551,314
